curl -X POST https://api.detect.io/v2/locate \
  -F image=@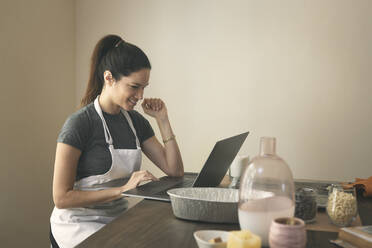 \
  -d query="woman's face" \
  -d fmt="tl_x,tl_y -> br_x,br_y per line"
111,68 -> 150,111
